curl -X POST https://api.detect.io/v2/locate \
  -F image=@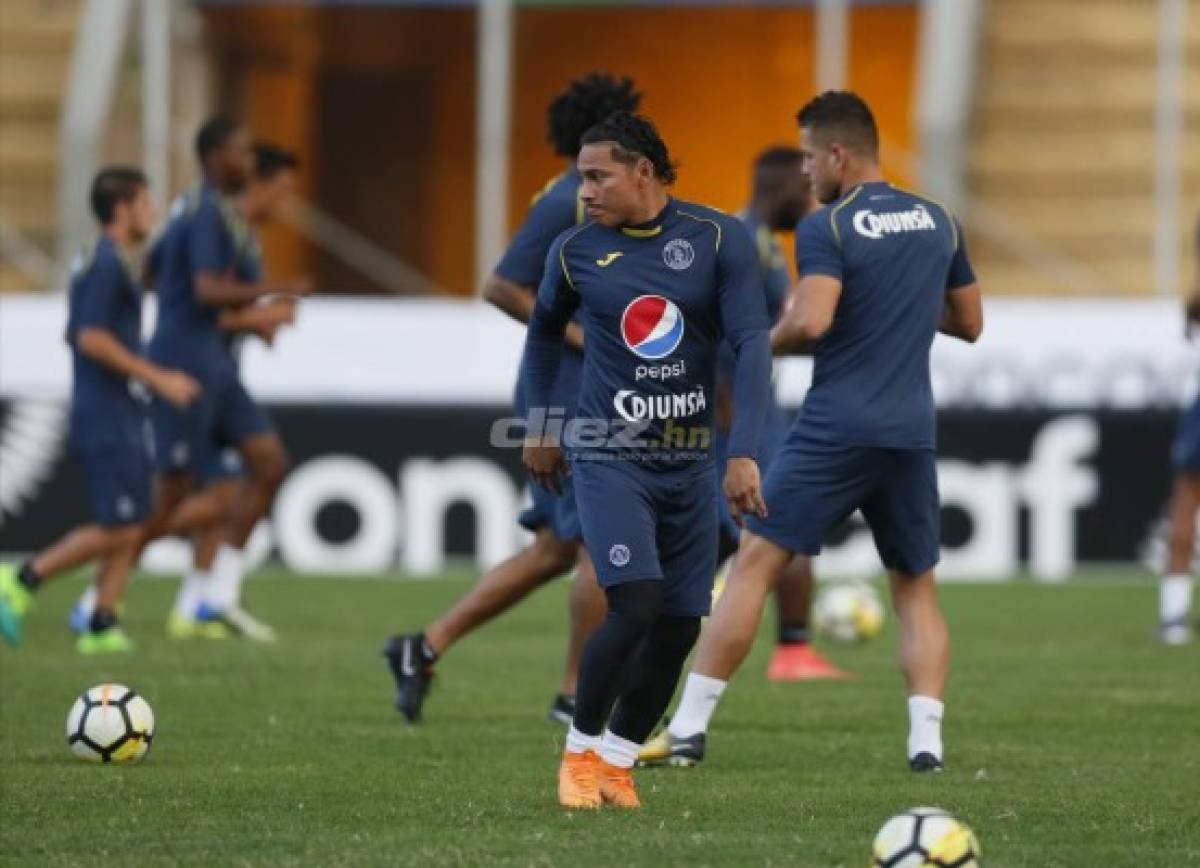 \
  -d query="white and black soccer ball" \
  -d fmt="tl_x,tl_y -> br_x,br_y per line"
813,581 -> 885,642
872,806 -> 981,868
65,684 -> 155,763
